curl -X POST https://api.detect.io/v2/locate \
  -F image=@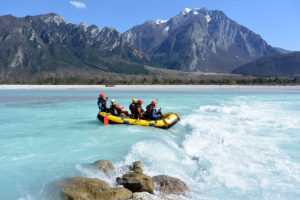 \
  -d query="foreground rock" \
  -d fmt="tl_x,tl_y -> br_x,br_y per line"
132,192 -> 171,200
117,172 -> 154,194
59,176 -> 132,200
132,161 -> 143,174
153,175 -> 189,195
94,159 -> 115,177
